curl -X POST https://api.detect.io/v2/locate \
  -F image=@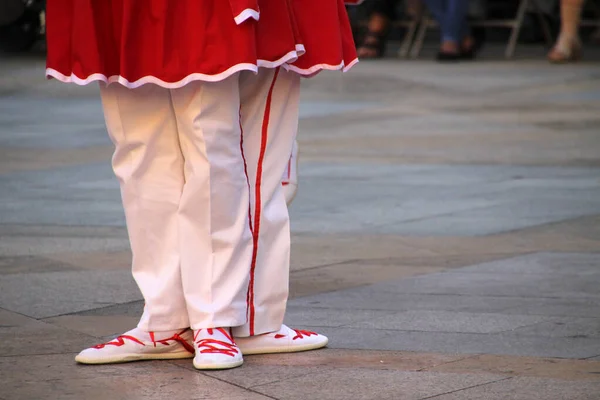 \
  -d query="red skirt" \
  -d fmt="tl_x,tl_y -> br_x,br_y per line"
45,0 -> 358,88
